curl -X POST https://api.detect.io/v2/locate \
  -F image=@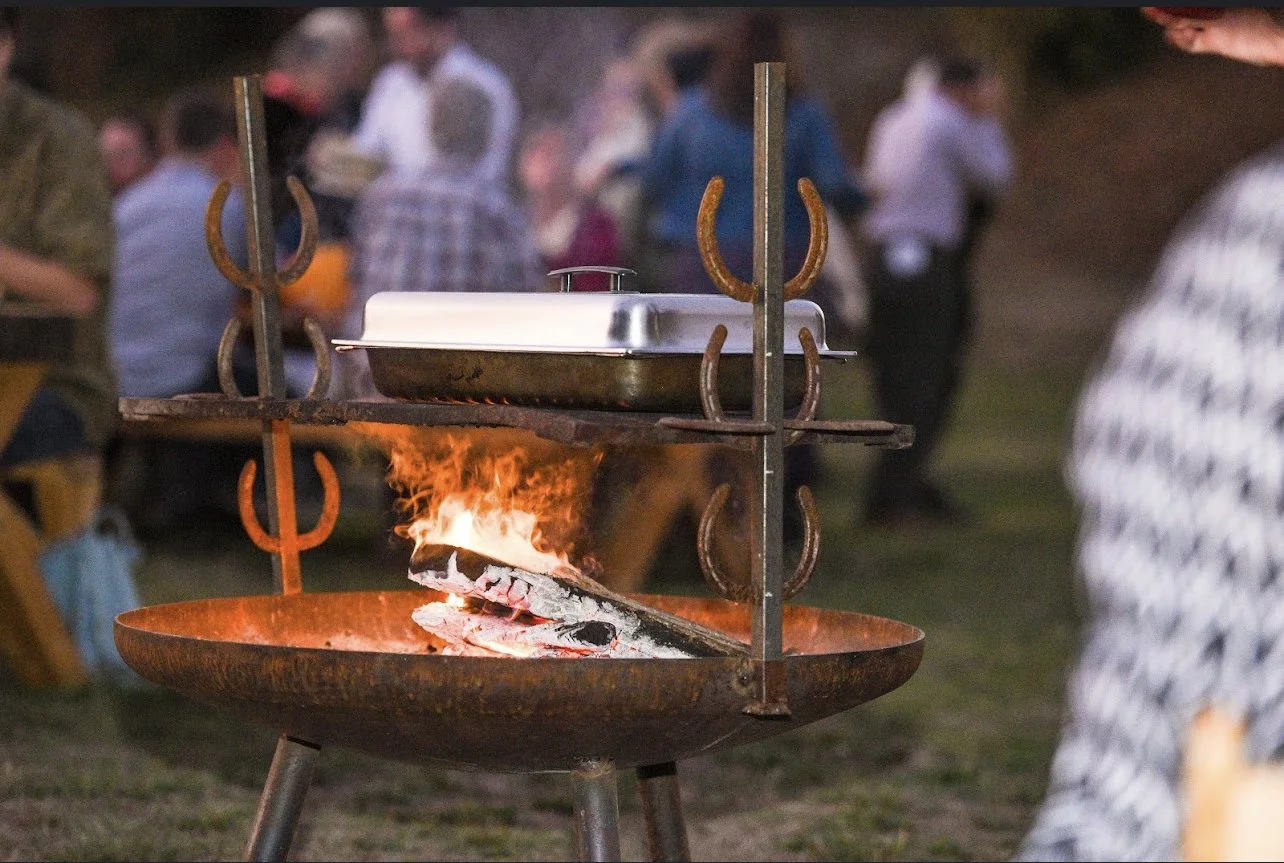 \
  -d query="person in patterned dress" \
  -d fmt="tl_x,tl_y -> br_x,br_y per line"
1020,7 -> 1284,860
